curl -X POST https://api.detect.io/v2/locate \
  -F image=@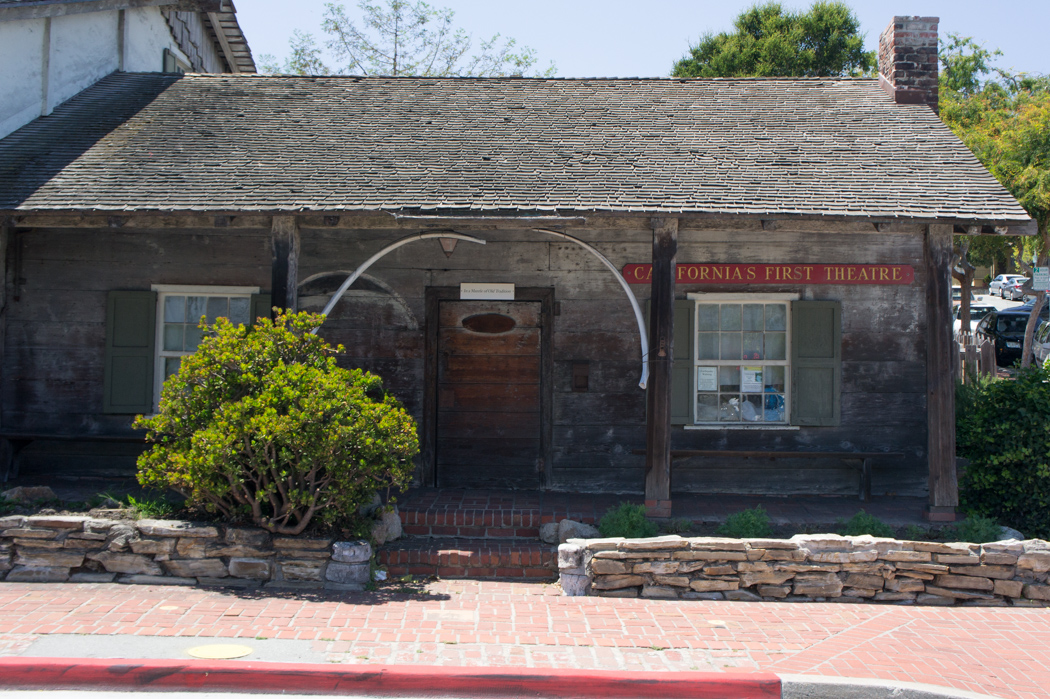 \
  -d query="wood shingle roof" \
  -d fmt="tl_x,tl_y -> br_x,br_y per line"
0,72 -> 1031,224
